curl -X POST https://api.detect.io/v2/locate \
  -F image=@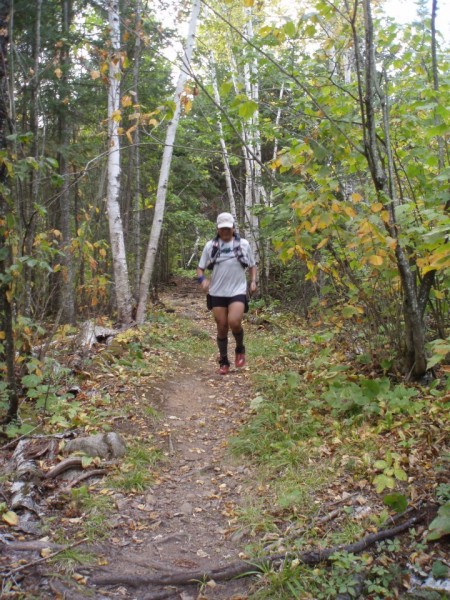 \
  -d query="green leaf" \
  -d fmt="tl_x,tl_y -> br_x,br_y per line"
21,374 -> 42,388
383,493 -> 408,513
283,21 -> 296,37
432,560 -> 449,579
373,474 -> 395,493
81,455 -> 94,468
427,502 -> 450,541
238,100 -> 258,119
250,395 -> 265,410
394,467 -> 408,481
374,460 -> 388,469
219,81 -> 233,97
